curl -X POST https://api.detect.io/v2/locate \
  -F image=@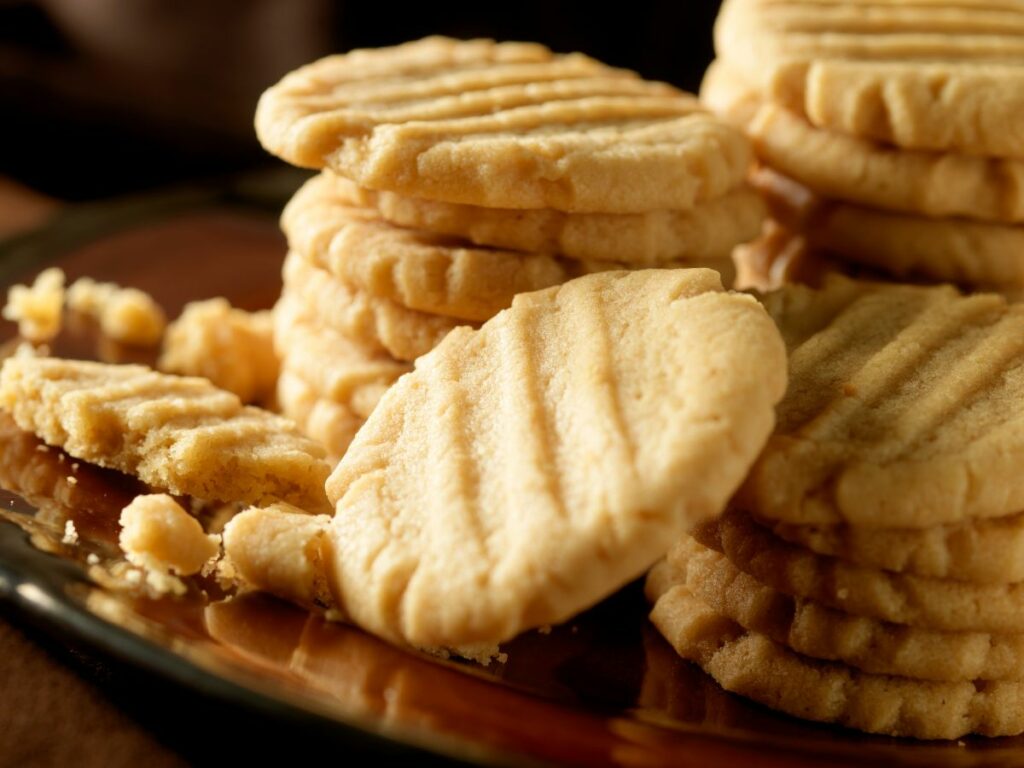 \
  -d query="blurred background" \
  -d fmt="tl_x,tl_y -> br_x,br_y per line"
1,0 -> 724,201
